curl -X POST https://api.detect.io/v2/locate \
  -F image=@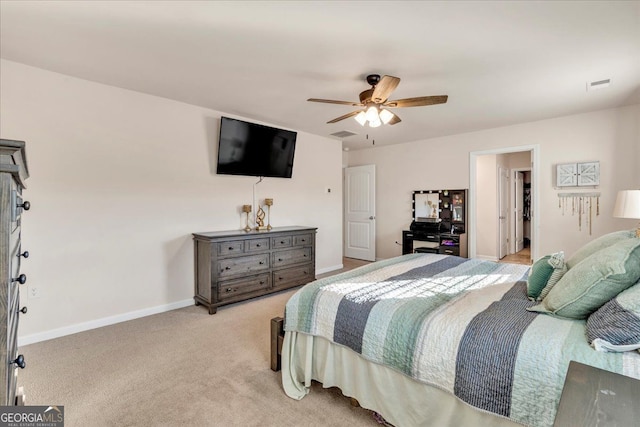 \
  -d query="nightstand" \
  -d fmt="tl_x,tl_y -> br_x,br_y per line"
553,360 -> 640,426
